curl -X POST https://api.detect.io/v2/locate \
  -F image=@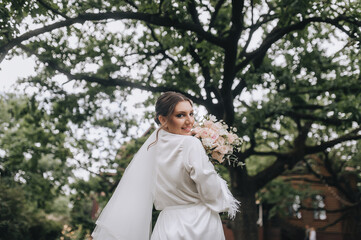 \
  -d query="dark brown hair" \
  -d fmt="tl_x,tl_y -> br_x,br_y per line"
148,91 -> 193,149
154,91 -> 192,125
